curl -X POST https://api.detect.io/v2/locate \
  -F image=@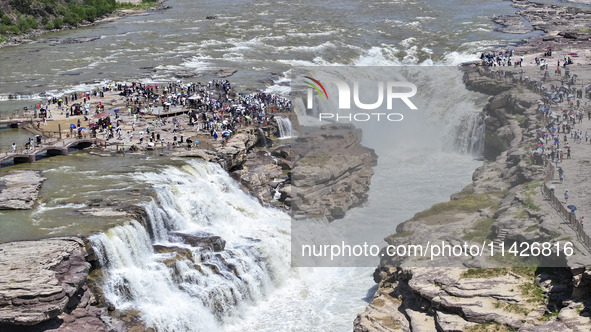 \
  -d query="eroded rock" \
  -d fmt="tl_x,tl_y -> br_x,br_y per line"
0,170 -> 45,210
0,238 -> 90,326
